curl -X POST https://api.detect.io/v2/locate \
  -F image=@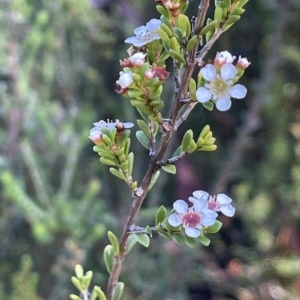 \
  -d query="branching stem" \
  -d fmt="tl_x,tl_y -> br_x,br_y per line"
105,1 -> 228,298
